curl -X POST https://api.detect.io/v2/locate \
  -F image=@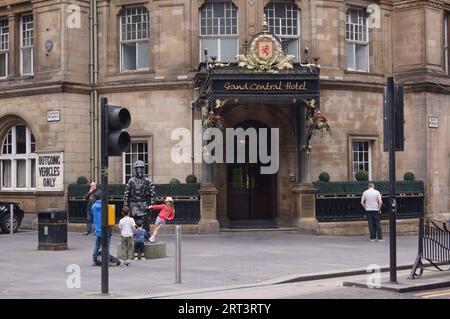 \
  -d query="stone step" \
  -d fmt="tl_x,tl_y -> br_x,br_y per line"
117,242 -> 166,260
